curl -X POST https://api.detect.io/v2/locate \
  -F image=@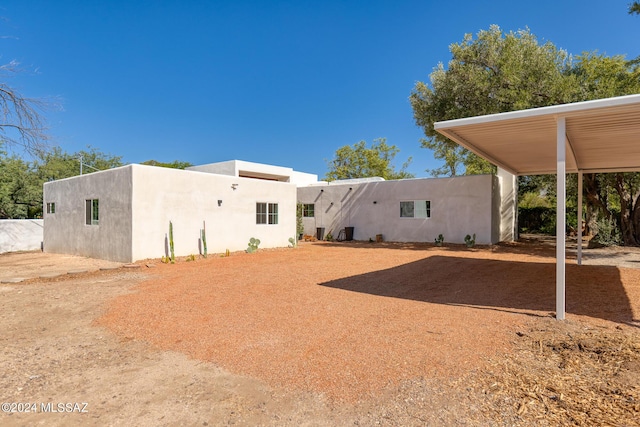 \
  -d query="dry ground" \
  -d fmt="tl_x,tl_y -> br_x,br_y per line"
1,239 -> 639,426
